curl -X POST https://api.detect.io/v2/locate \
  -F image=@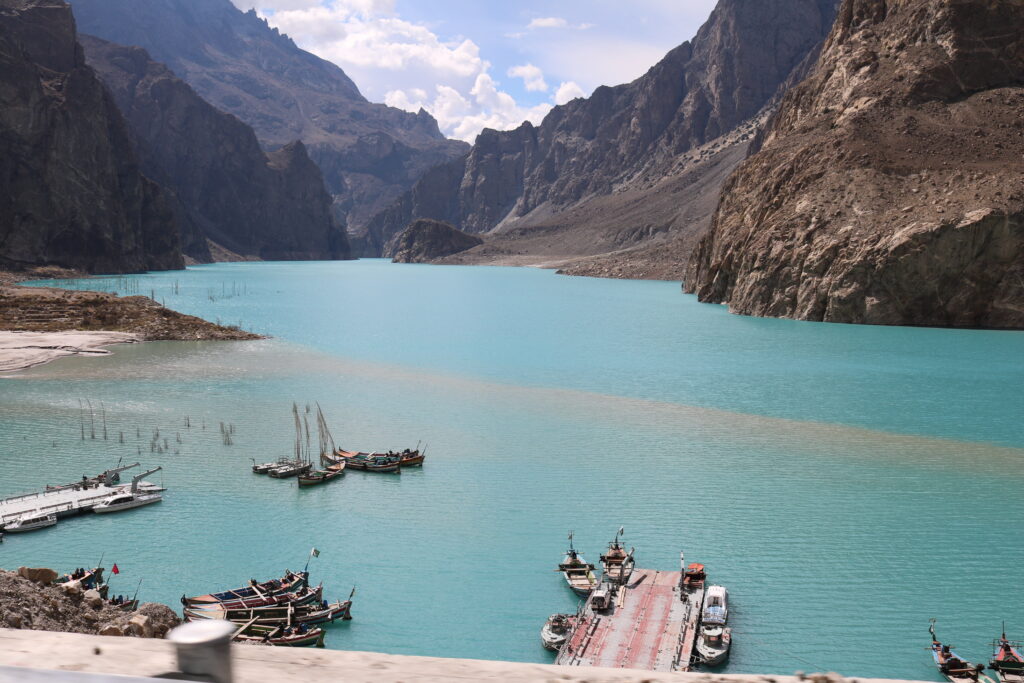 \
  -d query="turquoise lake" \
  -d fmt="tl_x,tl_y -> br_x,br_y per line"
2,259 -> 1022,677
